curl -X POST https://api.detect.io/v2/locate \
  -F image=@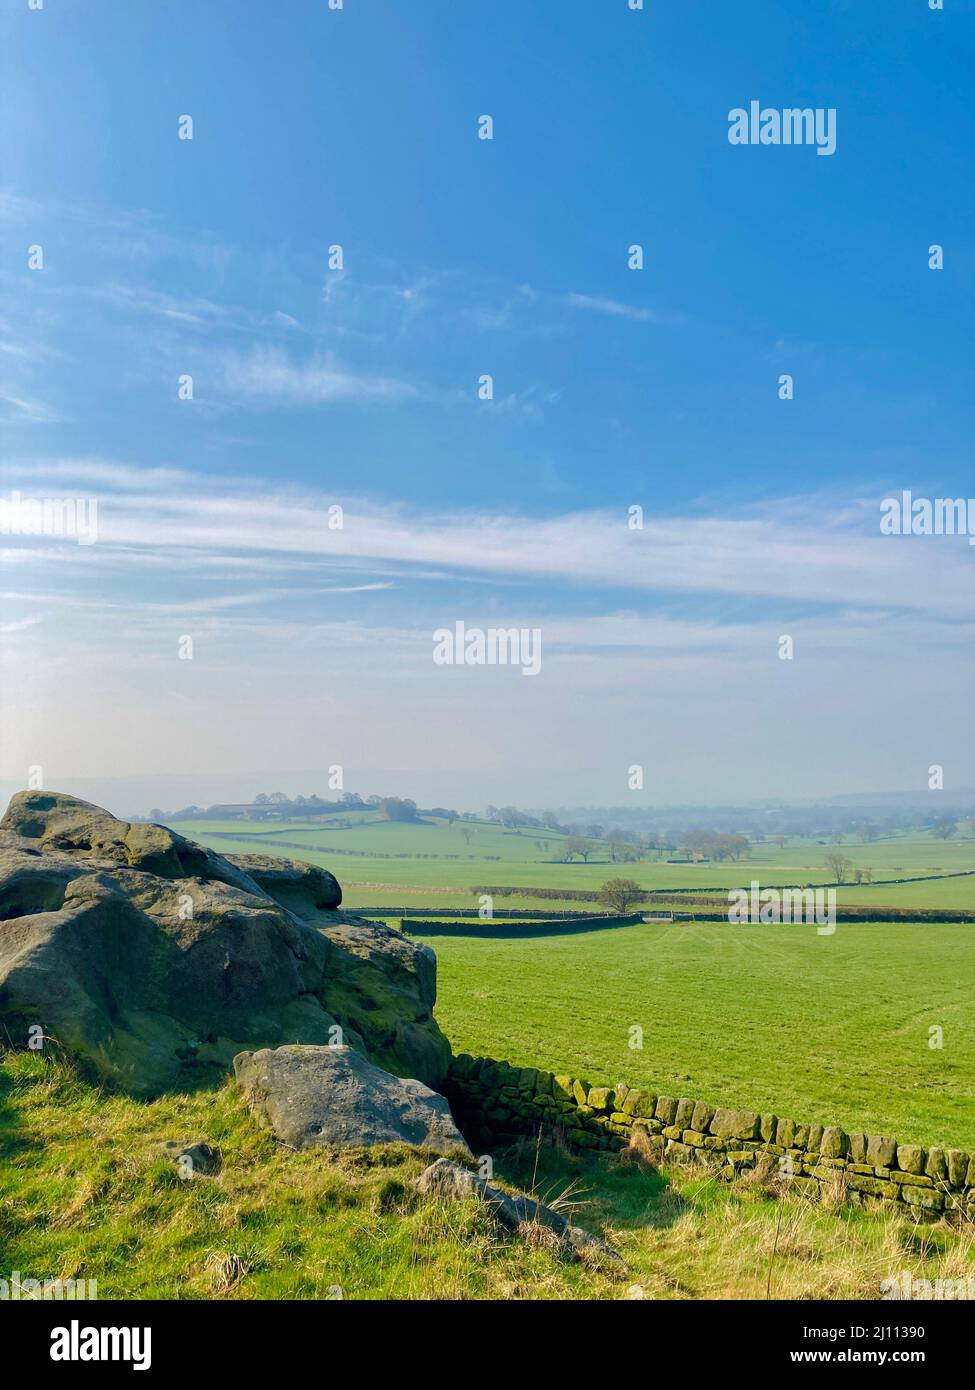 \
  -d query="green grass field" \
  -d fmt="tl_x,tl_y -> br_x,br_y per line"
418,920 -> 975,1150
